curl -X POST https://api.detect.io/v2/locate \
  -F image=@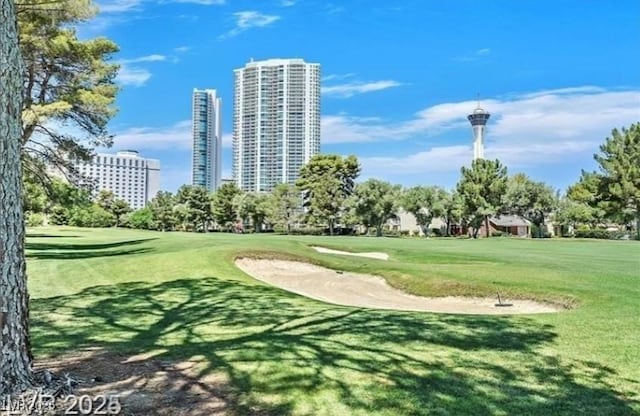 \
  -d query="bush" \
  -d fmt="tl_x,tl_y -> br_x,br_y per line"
68,204 -> 114,228
127,207 -> 155,230
289,227 -> 324,236
26,212 -> 44,227
491,231 -> 504,237
574,229 -> 613,239
430,228 -> 444,237
400,230 -> 410,237
49,206 -> 69,225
